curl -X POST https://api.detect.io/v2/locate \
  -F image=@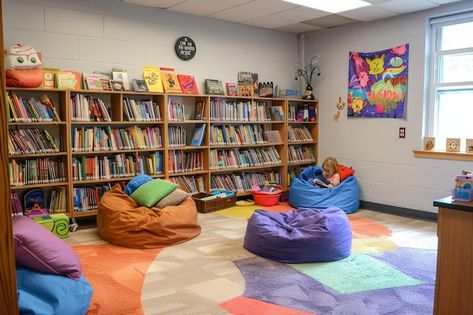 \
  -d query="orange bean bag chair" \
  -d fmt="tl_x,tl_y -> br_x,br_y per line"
97,185 -> 201,249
